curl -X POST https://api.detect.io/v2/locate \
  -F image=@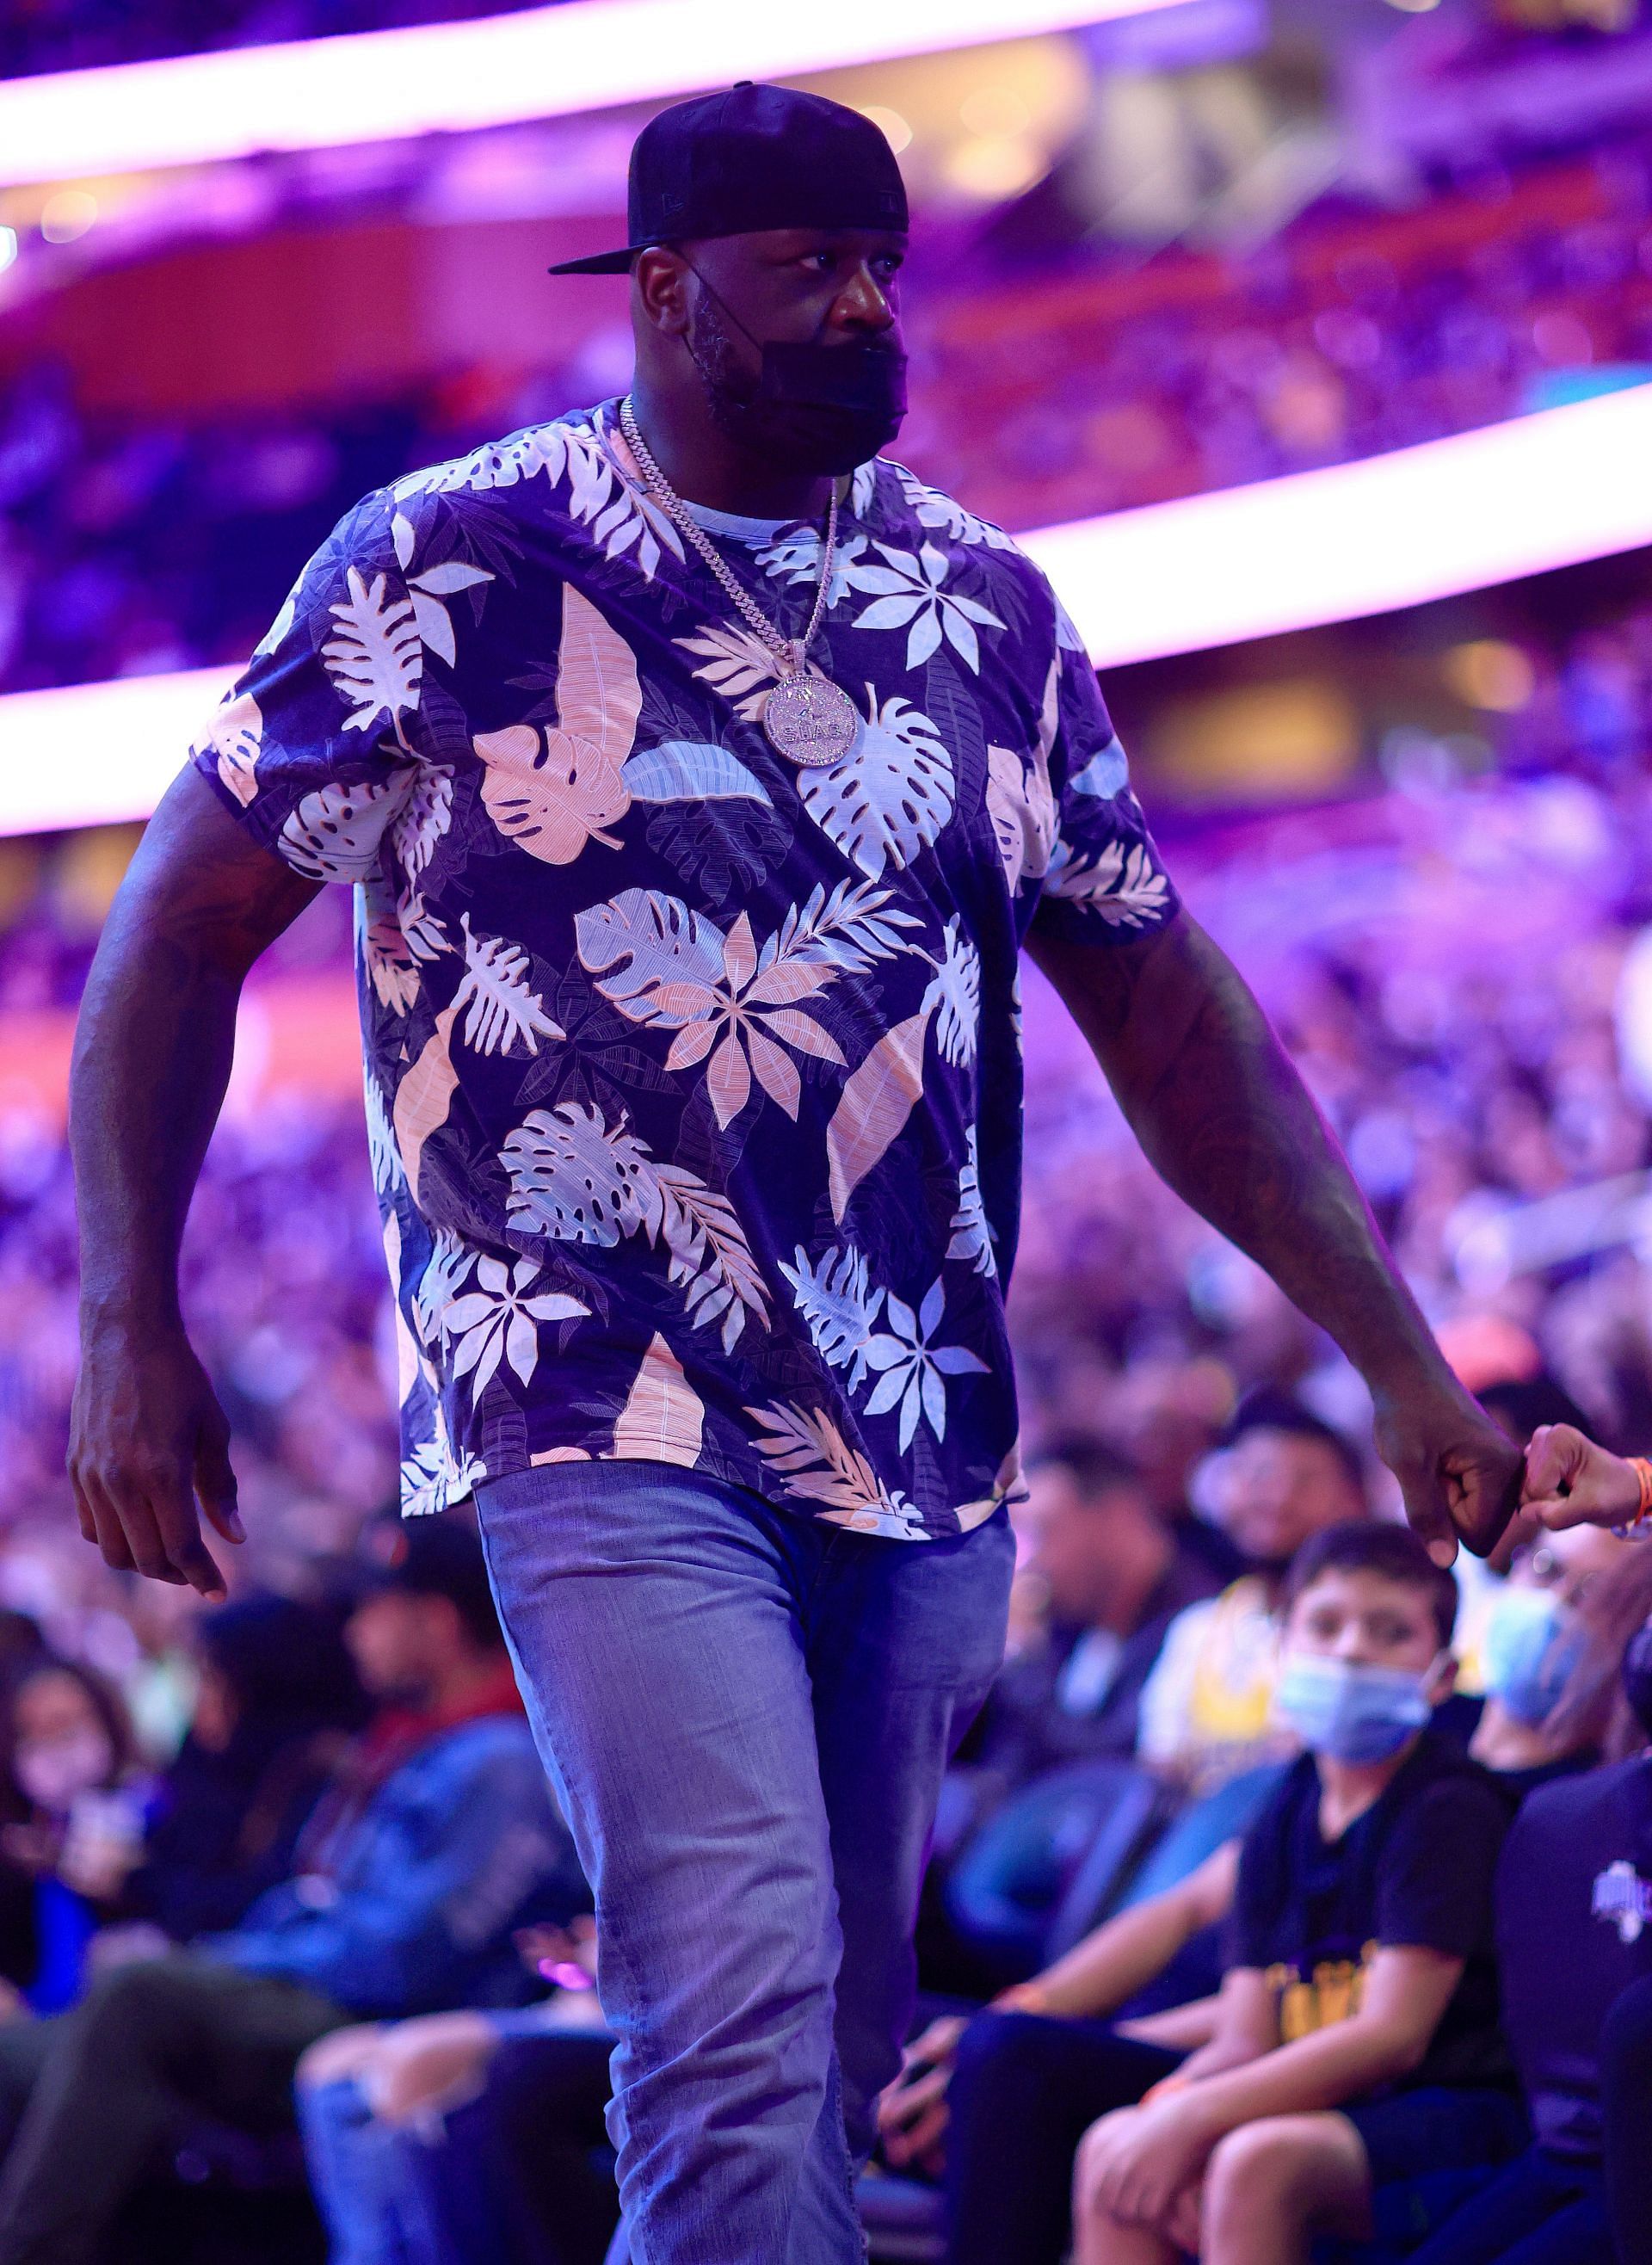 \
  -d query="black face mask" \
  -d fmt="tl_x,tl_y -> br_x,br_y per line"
686,271 -> 908,478
1623,1621 -> 1652,1741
